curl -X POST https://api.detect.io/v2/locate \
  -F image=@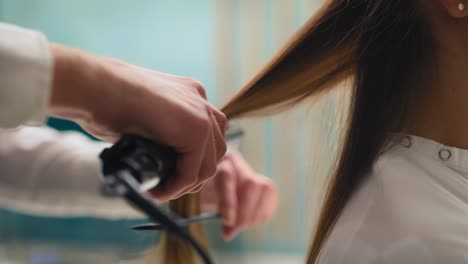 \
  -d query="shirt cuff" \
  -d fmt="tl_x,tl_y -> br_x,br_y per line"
0,23 -> 52,128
